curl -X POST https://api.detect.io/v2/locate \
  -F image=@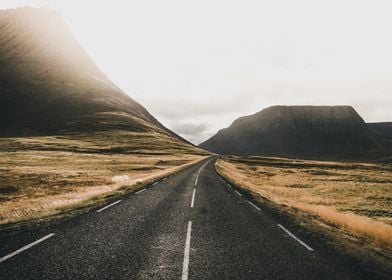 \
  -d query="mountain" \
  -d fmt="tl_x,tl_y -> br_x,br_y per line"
0,8 -> 207,228
0,7 -> 182,141
368,122 -> 392,140
200,105 -> 391,160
